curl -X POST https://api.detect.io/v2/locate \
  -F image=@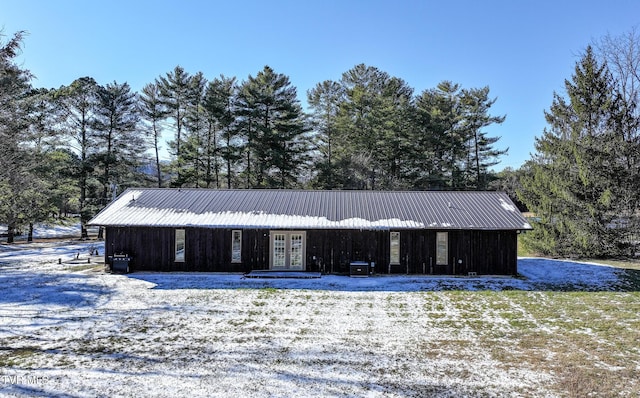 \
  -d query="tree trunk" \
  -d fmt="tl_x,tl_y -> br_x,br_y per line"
7,221 -> 15,244
155,124 -> 162,188
474,130 -> 481,189
80,172 -> 88,240
81,221 -> 89,240
226,134 -> 232,188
